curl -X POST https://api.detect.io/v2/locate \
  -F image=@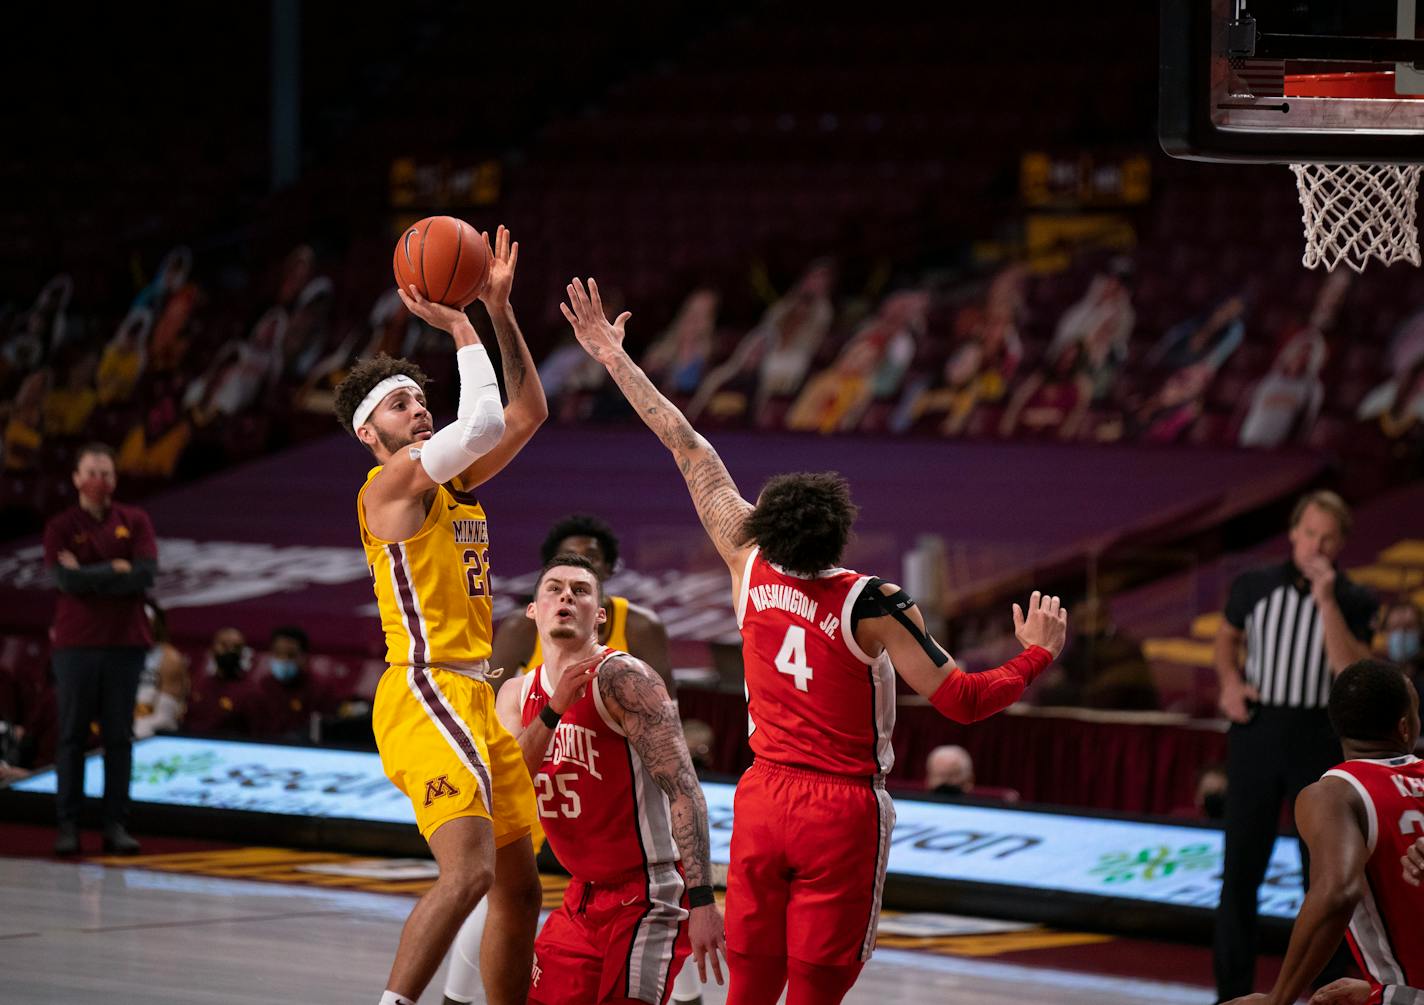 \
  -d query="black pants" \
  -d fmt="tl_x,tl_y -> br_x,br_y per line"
1213,705 -> 1346,1001
53,647 -> 145,829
